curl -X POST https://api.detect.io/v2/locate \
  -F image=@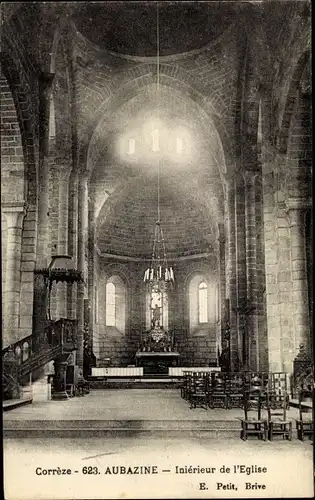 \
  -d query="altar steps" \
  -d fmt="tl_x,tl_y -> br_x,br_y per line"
89,376 -> 181,390
3,418 -> 242,439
